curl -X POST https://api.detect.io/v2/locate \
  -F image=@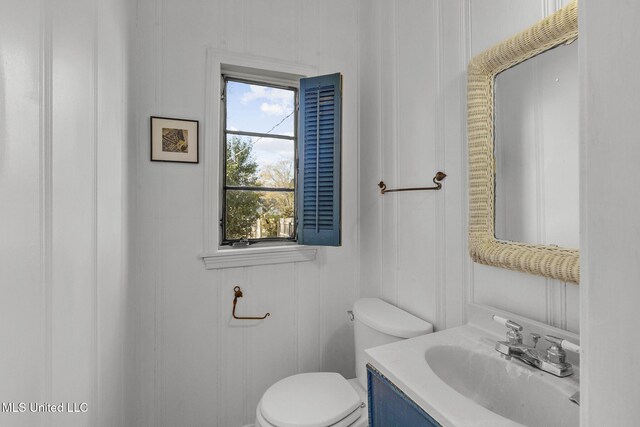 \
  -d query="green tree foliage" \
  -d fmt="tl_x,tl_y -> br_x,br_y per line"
225,137 -> 296,240
259,160 -> 295,237
225,137 -> 261,239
